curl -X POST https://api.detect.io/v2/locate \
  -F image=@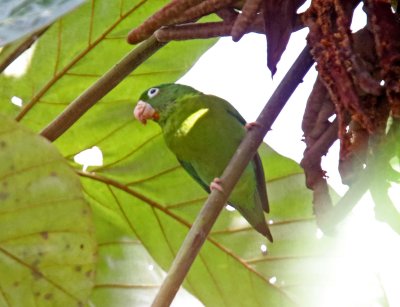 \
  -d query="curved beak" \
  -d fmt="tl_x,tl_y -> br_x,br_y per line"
134,100 -> 158,125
